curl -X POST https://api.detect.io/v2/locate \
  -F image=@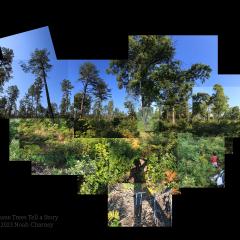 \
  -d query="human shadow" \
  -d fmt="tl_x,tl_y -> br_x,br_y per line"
128,159 -> 172,227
